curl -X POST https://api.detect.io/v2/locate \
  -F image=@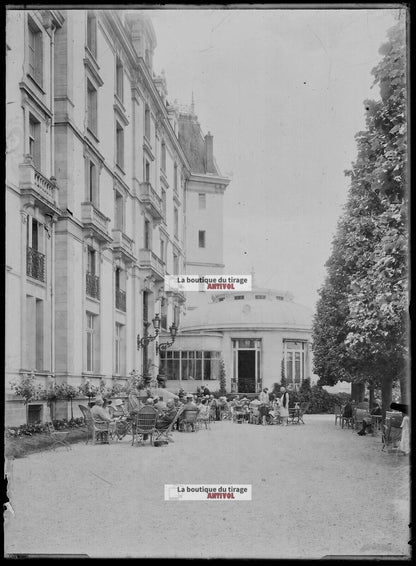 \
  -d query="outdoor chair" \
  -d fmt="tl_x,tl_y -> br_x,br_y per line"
46,422 -> 71,451
155,406 -> 184,442
131,405 -> 158,446
179,409 -> 199,432
290,402 -> 310,424
79,404 -> 111,445
340,405 -> 353,429
382,411 -> 403,452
